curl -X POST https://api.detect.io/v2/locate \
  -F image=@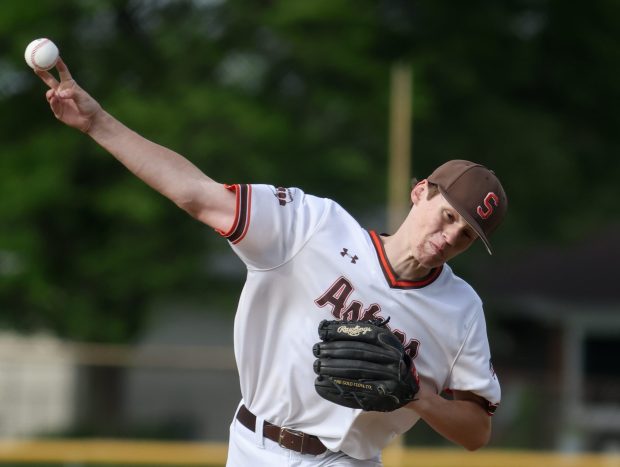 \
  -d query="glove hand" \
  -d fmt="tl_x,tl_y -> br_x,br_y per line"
312,318 -> 419,412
